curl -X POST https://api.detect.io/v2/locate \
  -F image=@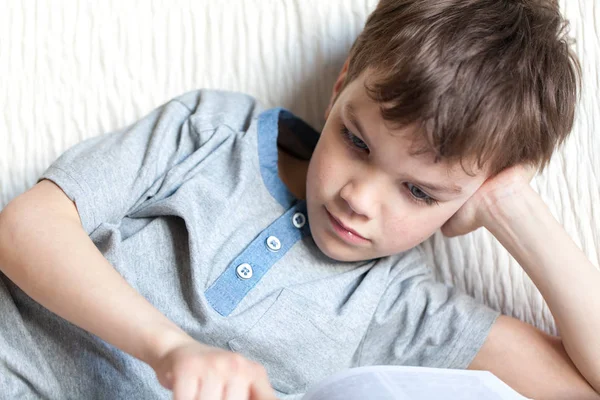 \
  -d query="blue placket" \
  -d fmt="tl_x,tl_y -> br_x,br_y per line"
205,201 -> 311,316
